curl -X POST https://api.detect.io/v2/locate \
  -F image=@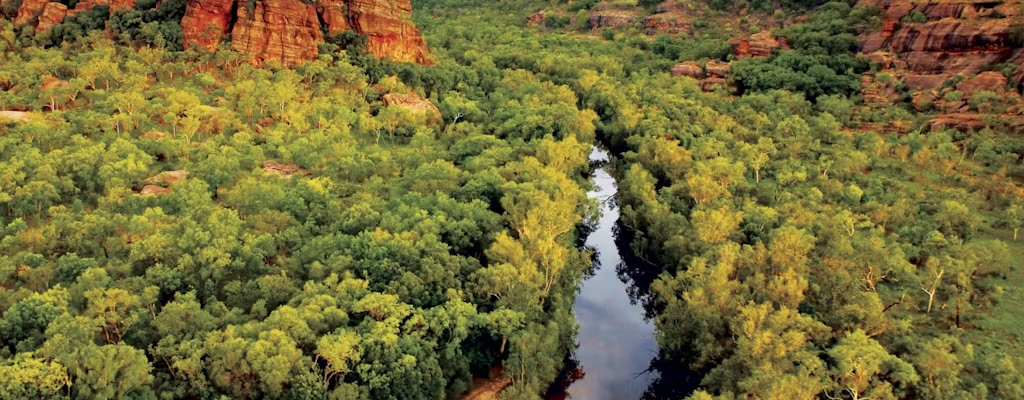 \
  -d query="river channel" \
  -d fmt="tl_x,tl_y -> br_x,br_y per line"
555,147 -> 660,399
